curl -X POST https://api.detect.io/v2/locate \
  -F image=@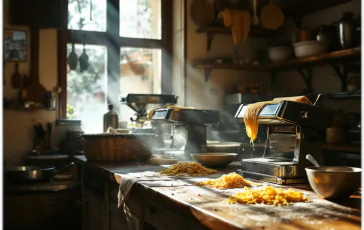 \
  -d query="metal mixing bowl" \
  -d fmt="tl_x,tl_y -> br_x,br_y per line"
190,153 -> 238,168
305,166 -> 362,199
201,141 -> 241,153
